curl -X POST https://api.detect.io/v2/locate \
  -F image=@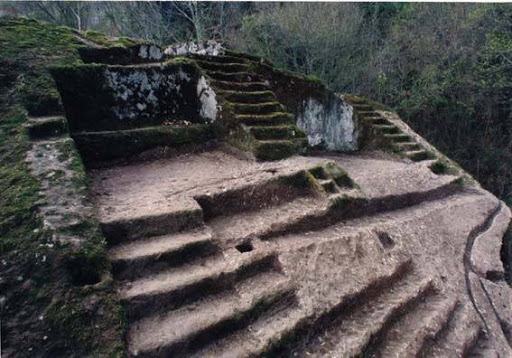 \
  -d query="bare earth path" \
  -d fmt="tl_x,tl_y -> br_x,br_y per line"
90,149 -> 512,357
